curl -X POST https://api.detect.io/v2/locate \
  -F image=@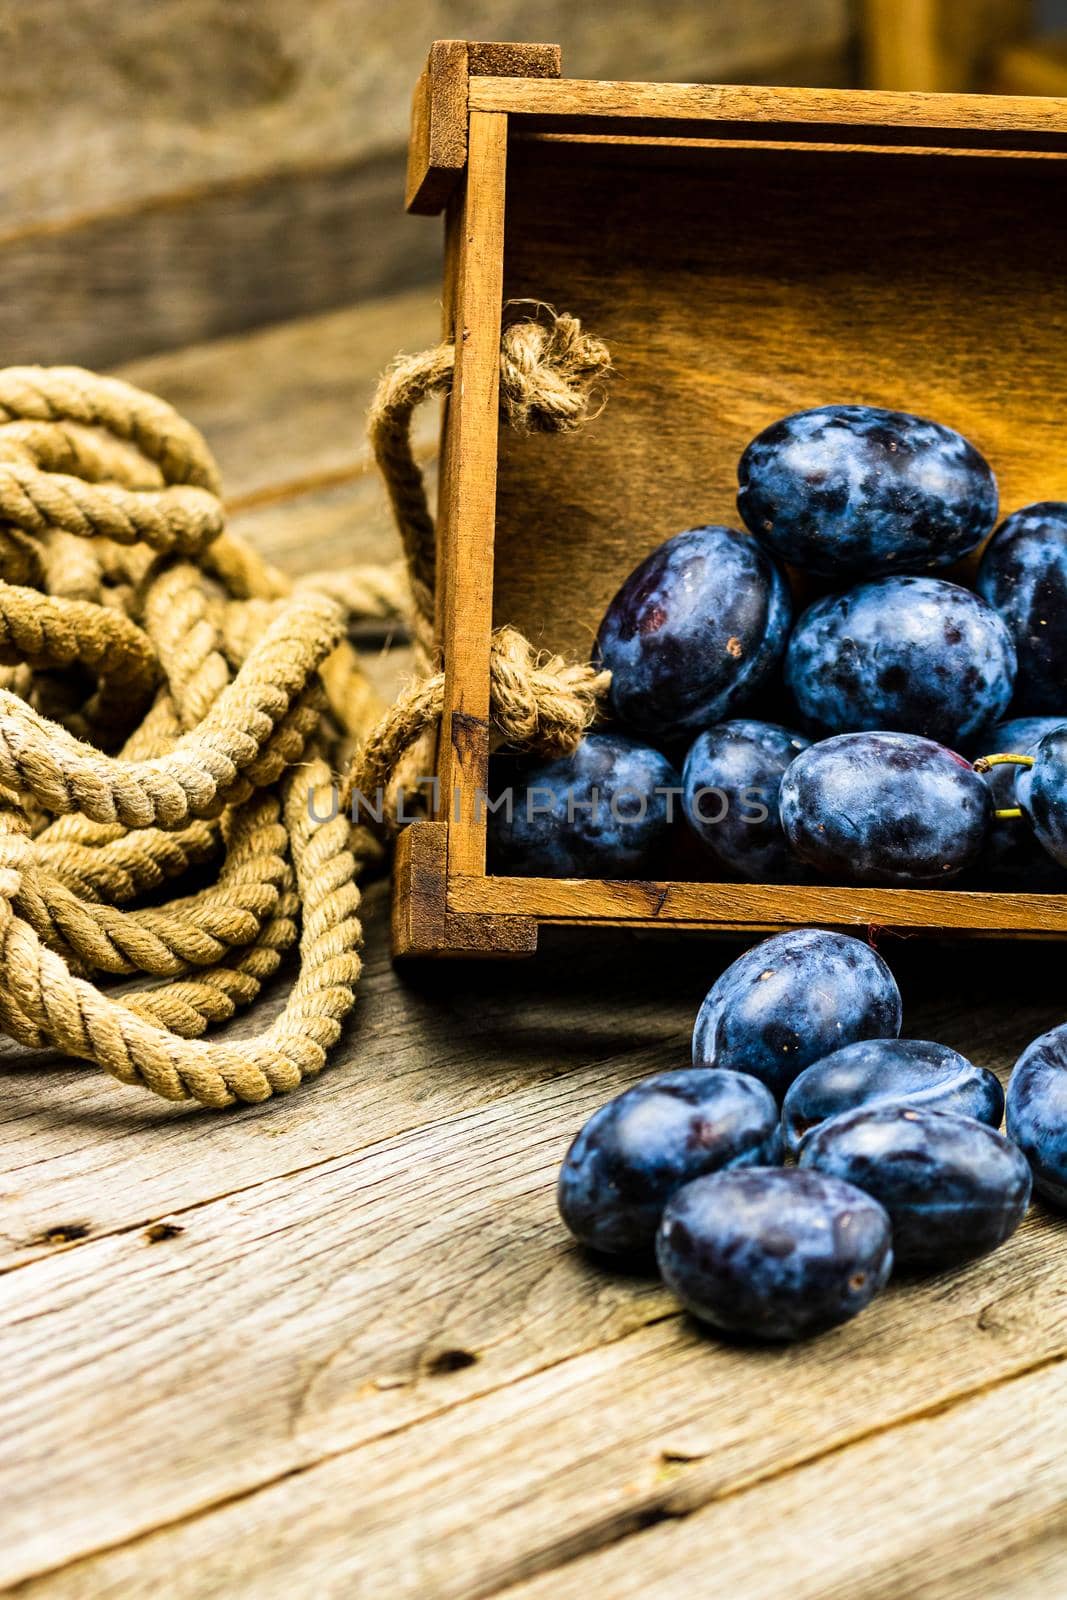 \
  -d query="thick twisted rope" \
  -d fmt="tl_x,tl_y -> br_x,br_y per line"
0,308 -> 611,1108
367,302 -> 612,665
